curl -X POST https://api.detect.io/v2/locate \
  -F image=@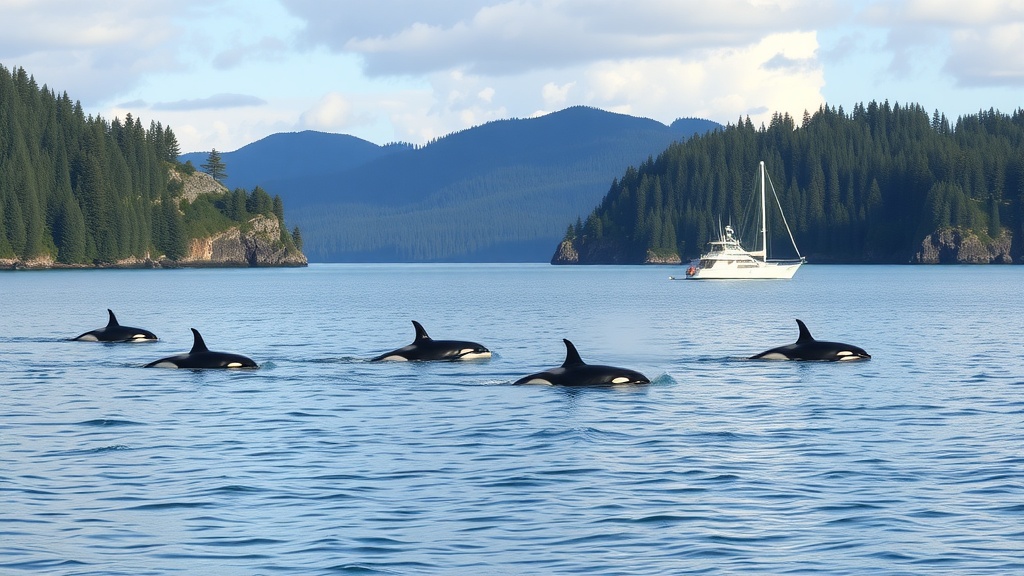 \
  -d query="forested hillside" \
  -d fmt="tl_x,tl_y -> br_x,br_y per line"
0,64 -> 302,267
557,102 -> 1024,264
197,107 -> 718,262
